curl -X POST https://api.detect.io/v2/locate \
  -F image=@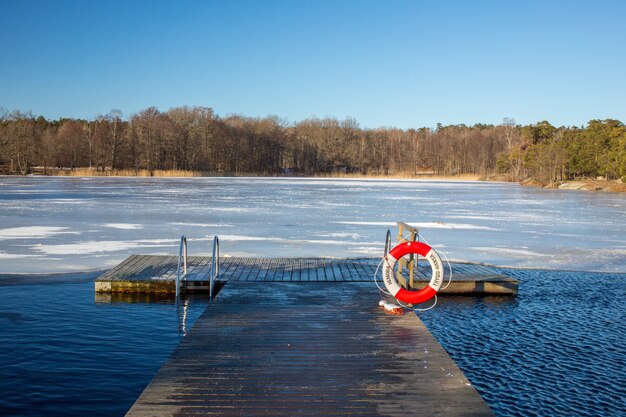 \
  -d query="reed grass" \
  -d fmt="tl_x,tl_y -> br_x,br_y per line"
56,168 -> 207,177
47,167 -> 481,181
